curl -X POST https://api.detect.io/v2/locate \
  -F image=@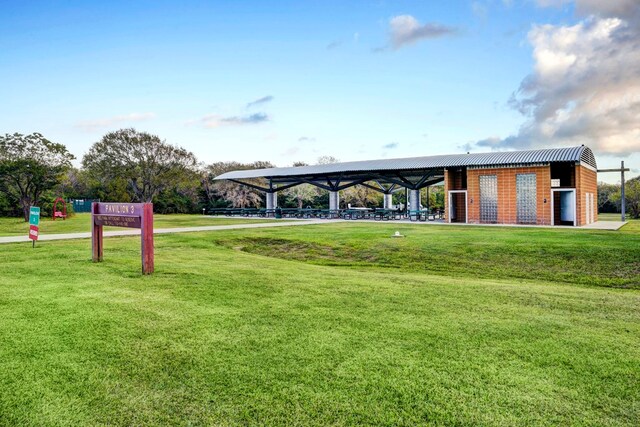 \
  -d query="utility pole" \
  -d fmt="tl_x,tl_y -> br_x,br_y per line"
621,161 -> 626,222
598,160 -> 630,222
